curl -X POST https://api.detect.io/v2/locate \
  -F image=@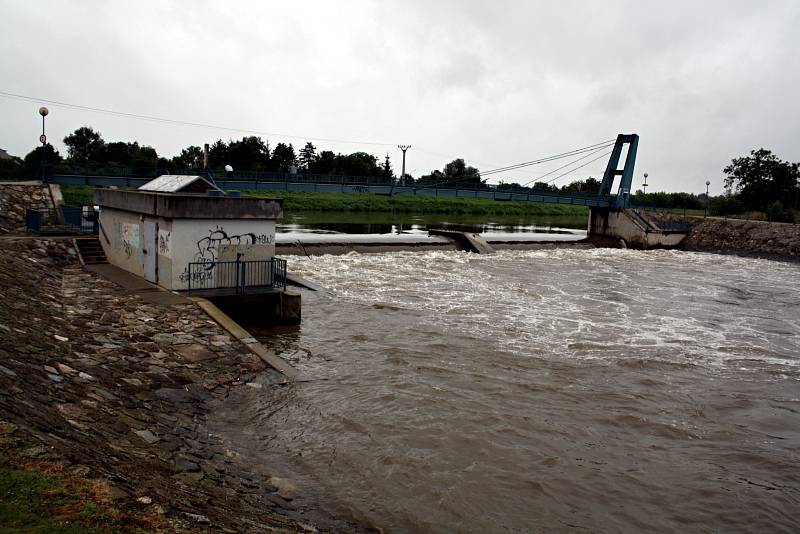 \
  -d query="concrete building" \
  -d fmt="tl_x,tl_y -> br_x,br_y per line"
94,187 -> 283,291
